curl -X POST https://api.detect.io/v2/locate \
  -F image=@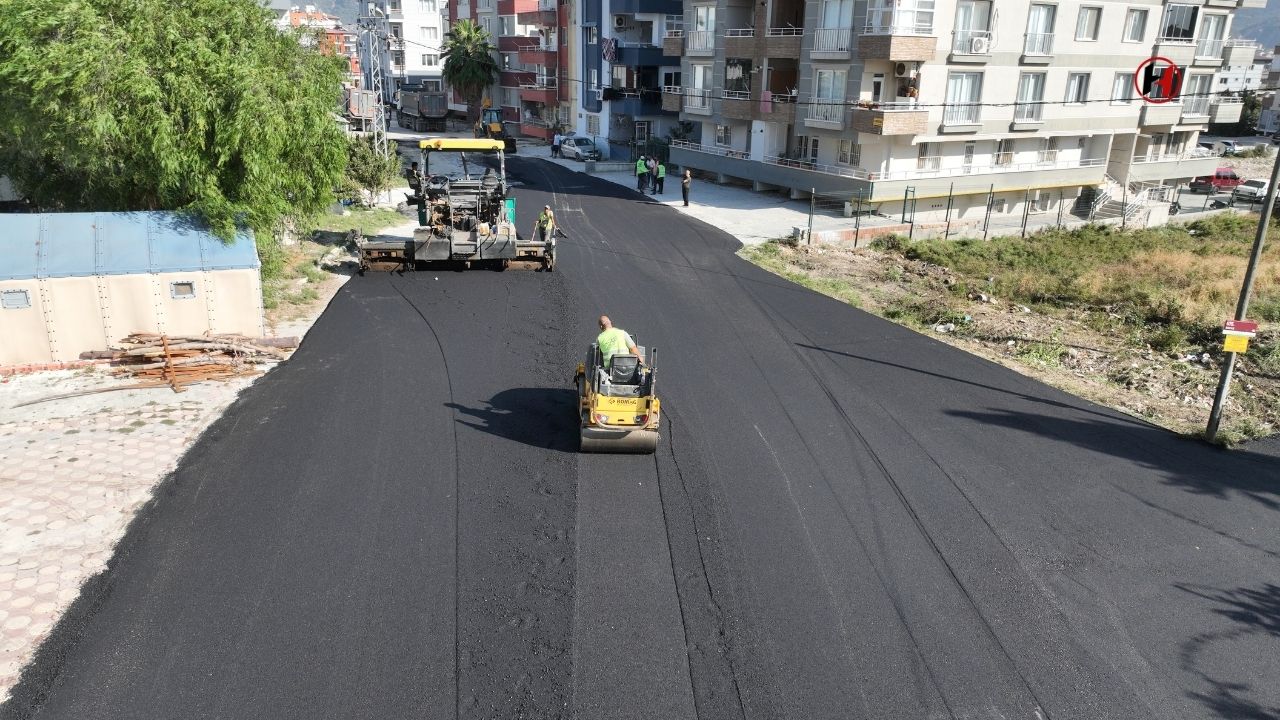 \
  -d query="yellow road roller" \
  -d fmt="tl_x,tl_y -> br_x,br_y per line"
574,343 -> 660,453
